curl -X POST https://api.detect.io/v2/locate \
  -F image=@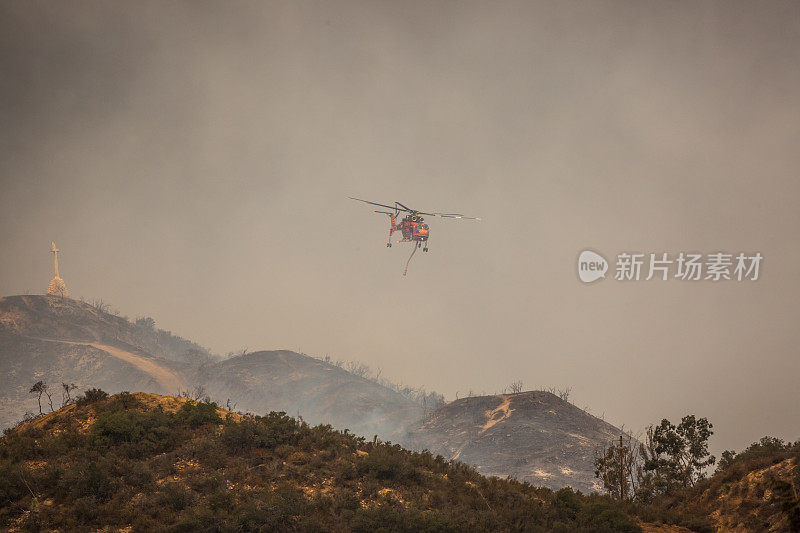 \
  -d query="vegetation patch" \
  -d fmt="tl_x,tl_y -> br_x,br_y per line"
0,391 -> 644,532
